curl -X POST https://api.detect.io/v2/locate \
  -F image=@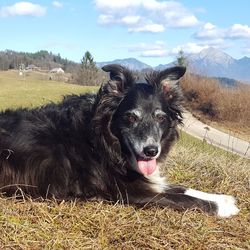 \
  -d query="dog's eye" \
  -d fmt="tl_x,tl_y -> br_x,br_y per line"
126,114 -> 138,123
155,115 -> 166,123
